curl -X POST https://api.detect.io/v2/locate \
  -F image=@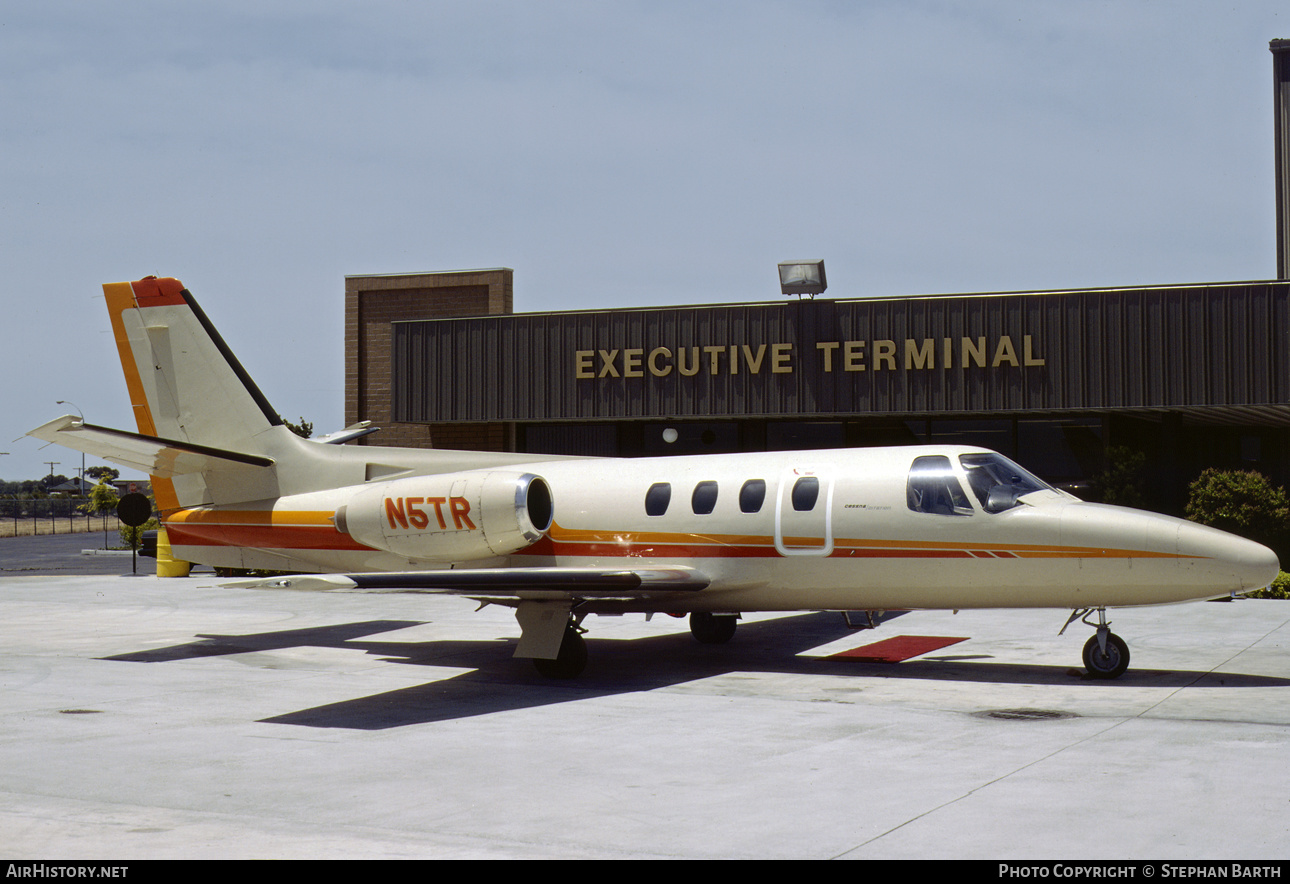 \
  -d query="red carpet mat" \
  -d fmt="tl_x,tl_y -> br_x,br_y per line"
831,635 -> 969,663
